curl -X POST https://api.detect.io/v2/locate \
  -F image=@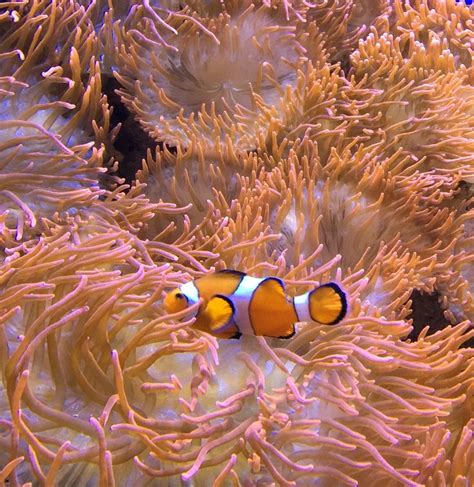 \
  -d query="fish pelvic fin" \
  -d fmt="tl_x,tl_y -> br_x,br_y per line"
276,324 -> 296,339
